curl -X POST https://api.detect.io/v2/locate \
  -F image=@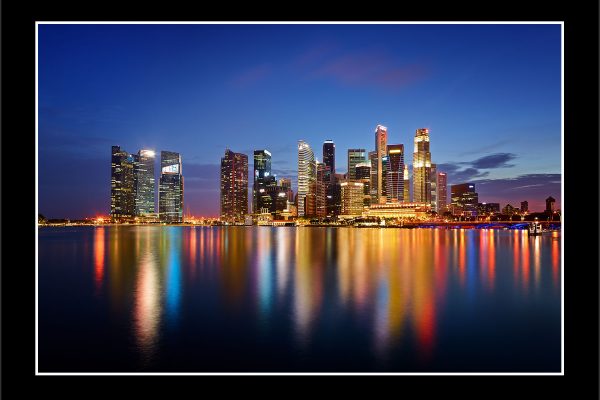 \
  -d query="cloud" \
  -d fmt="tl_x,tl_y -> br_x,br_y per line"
470,153 -> 516,169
